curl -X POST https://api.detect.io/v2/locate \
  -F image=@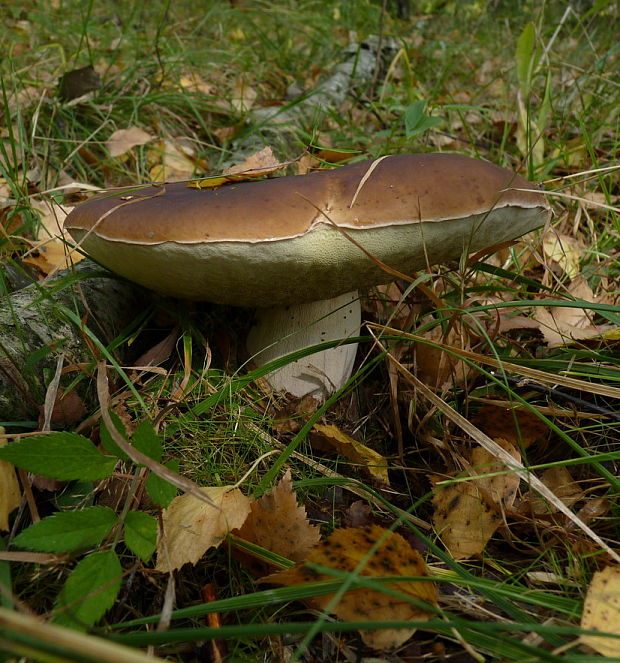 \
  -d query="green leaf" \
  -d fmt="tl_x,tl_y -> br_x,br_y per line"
0,433 -> 116,481
101,416 -> 161,464
515,21 -> 539,96
0,536 -> 12,610
100,411 -> 130,461
404,100 -> 442,138
13,507 -> 118,553
124,511 -> 157,562
132,420 -> 162,461
146,459 -> 179,507
54,549 -> 122,629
